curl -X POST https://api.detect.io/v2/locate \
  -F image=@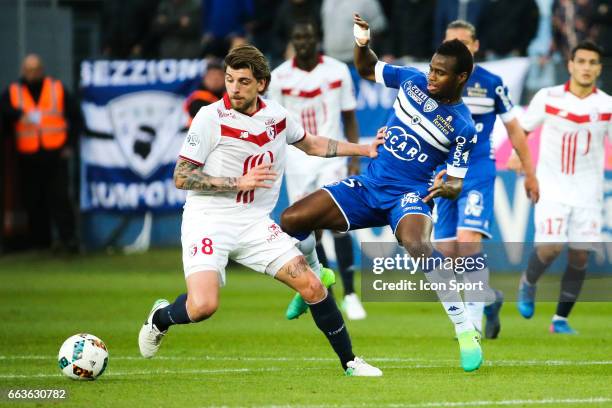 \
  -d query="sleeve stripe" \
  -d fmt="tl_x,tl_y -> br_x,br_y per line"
446,163 -> 467,178
178,155 -> 203,166
499,110 -> 516,123
374,61 -> 386,85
